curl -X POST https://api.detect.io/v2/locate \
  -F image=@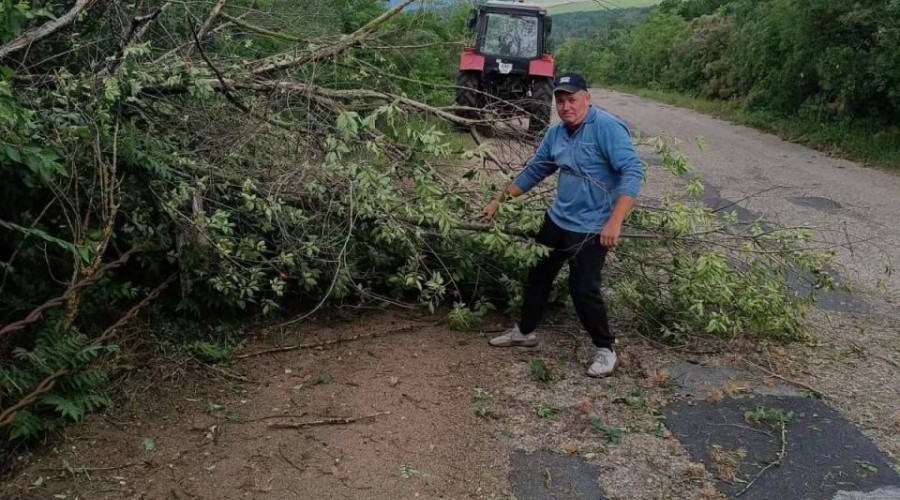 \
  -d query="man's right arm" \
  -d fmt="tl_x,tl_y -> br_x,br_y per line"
513,131 -> 557,193
484,131 -> 556,220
